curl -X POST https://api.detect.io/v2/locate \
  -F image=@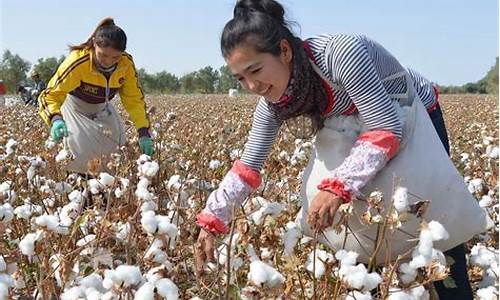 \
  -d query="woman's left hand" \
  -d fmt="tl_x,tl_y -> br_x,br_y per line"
139,136 -> 154,156
307,191 -> 343,231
